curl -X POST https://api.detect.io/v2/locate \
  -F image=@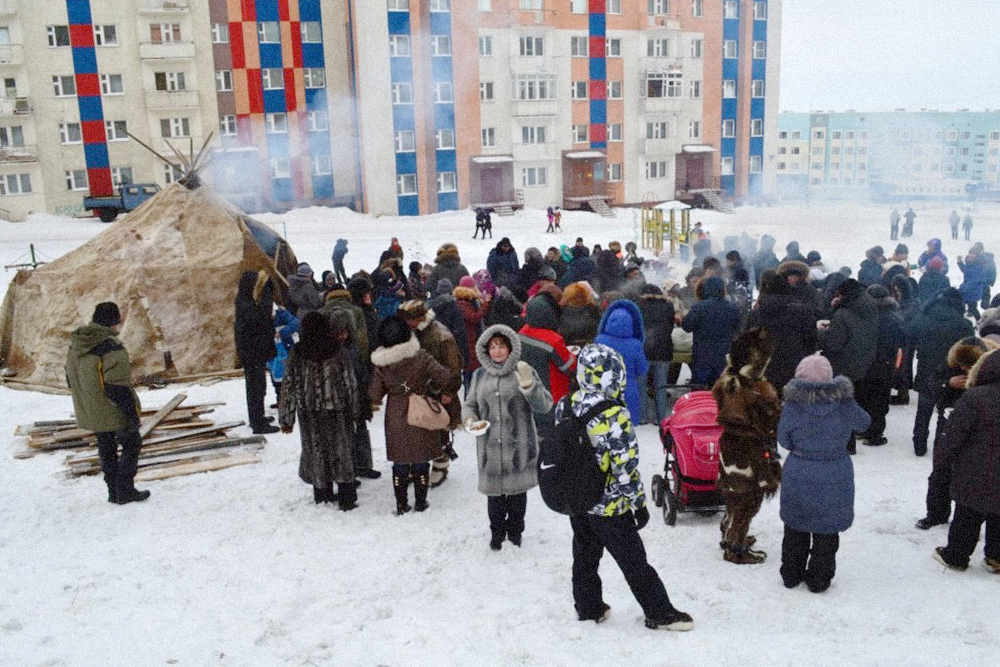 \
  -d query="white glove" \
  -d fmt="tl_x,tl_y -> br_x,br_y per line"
516,361 -> 534,389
